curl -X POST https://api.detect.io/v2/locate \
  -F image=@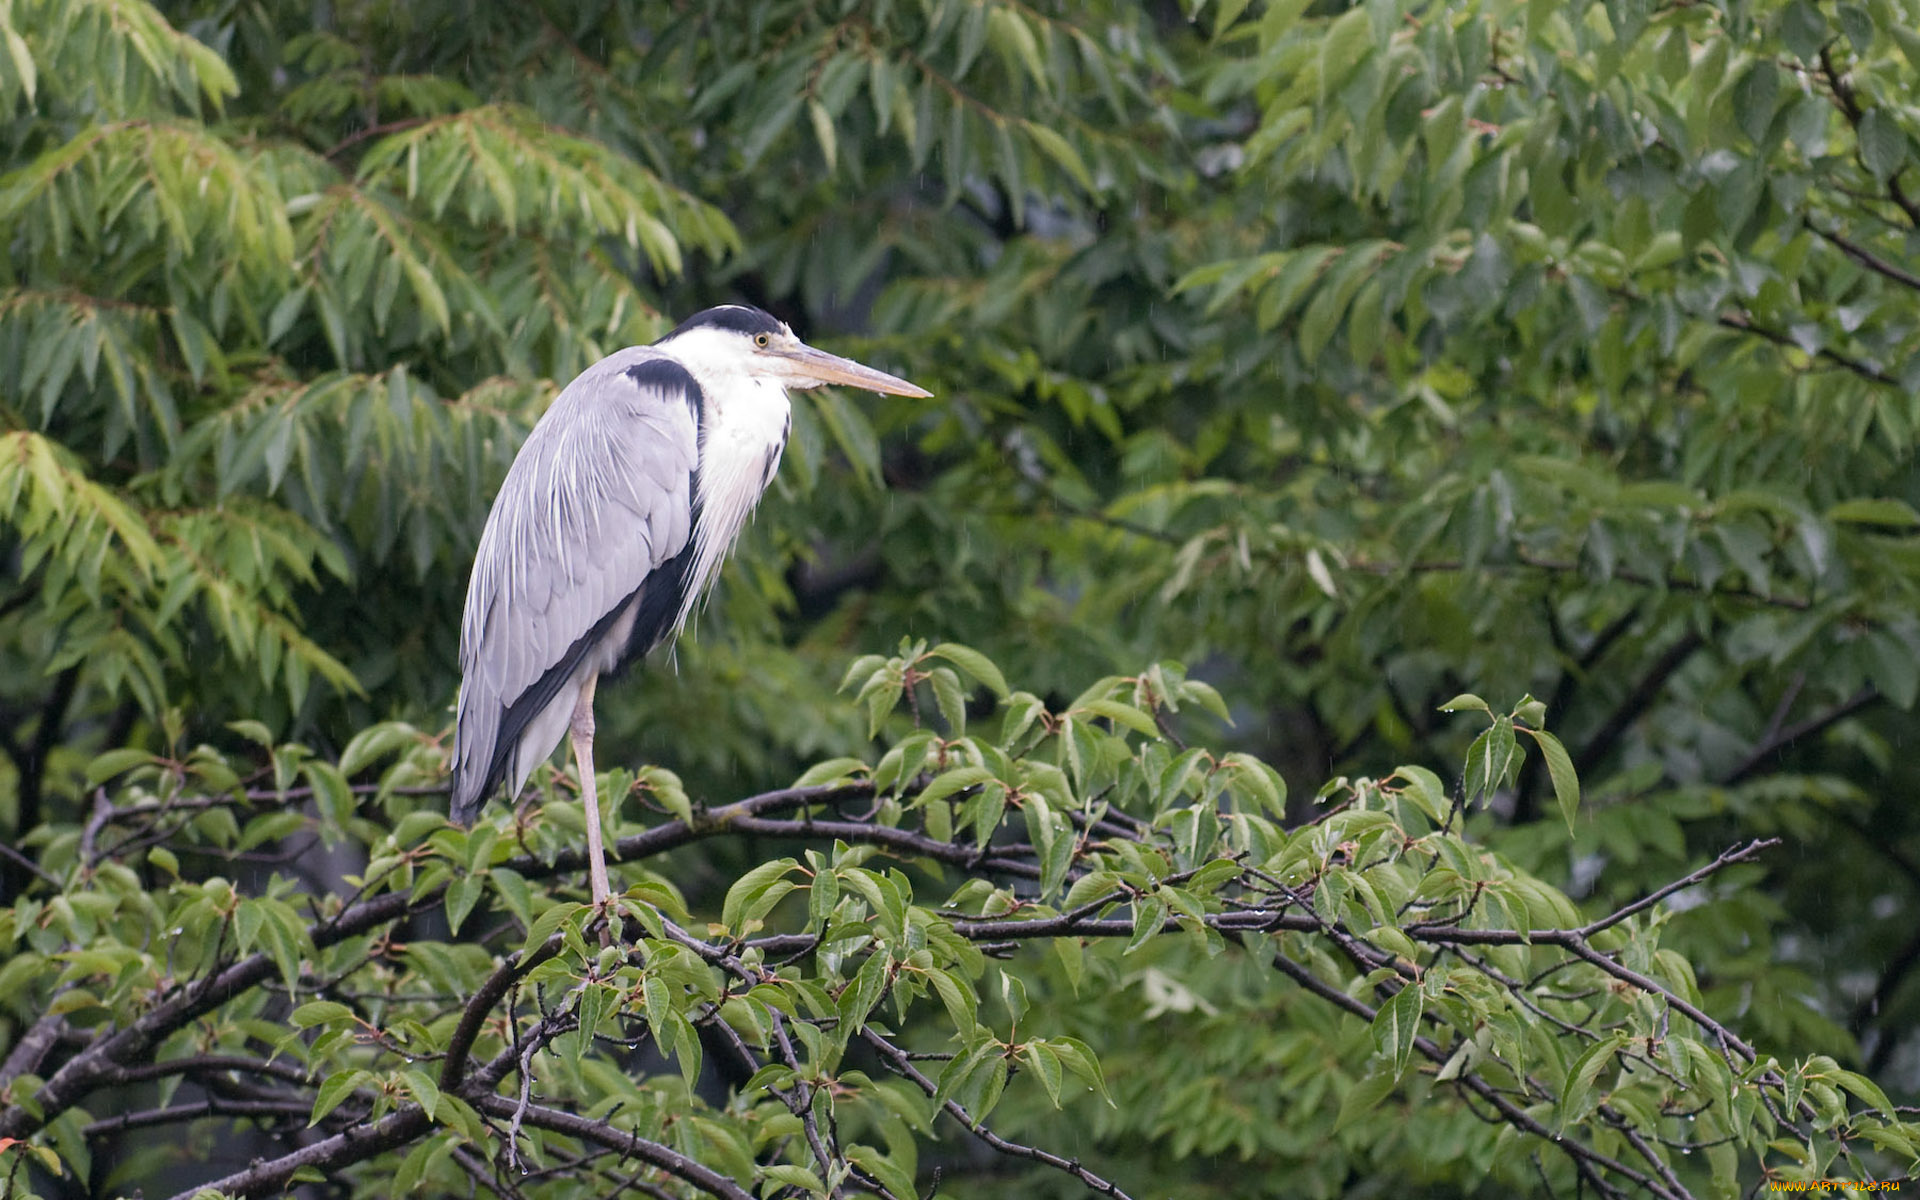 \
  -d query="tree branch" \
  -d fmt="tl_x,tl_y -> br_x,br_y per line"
1722,686 -> 1878,785
1266,953 -> 1667,1200
1573,629 -> 1706,777
84,1097 -> 315,1140
1807,218 -> 1920,291
1820,45 -> 1920,228
860,1028 -> 1140,1200
161,1104 -> 433,1200
1715,311 -> 1897,387
470,1095 -> 755,1200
